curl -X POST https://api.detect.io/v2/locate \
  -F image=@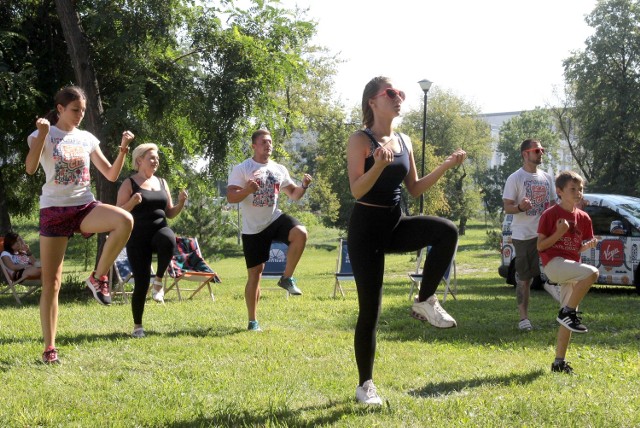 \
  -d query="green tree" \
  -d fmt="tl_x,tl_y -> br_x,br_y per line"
0,0 -> 75,234
497,108 -> 560,180
548,86 -> 593,183
563,0 -> 640,195
3,0 -> 319,241
400,88 -> 492,234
